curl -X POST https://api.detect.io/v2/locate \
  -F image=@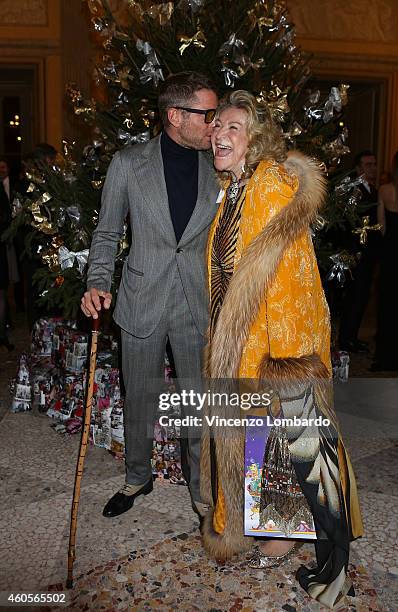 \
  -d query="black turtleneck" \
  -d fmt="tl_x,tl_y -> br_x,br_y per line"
161,130 -> 198,243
